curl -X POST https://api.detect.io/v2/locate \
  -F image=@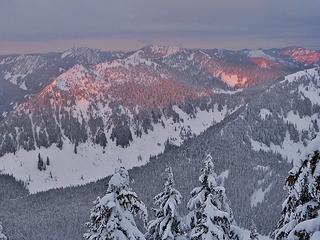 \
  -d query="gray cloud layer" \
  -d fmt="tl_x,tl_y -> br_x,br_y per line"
0,0 -> 319,53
